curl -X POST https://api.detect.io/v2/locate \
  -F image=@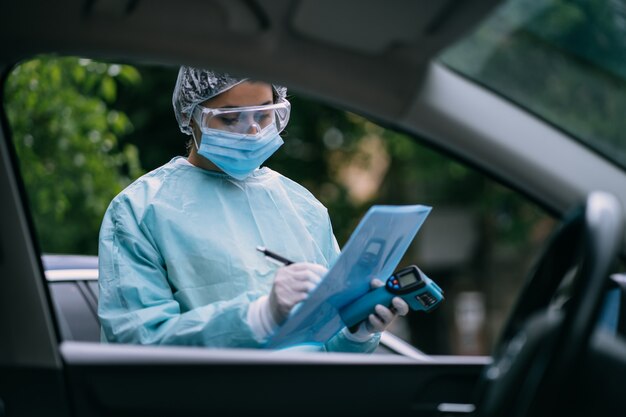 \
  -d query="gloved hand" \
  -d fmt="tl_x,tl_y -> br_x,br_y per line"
364,278 -> 410,333
268,262 -> 327,325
